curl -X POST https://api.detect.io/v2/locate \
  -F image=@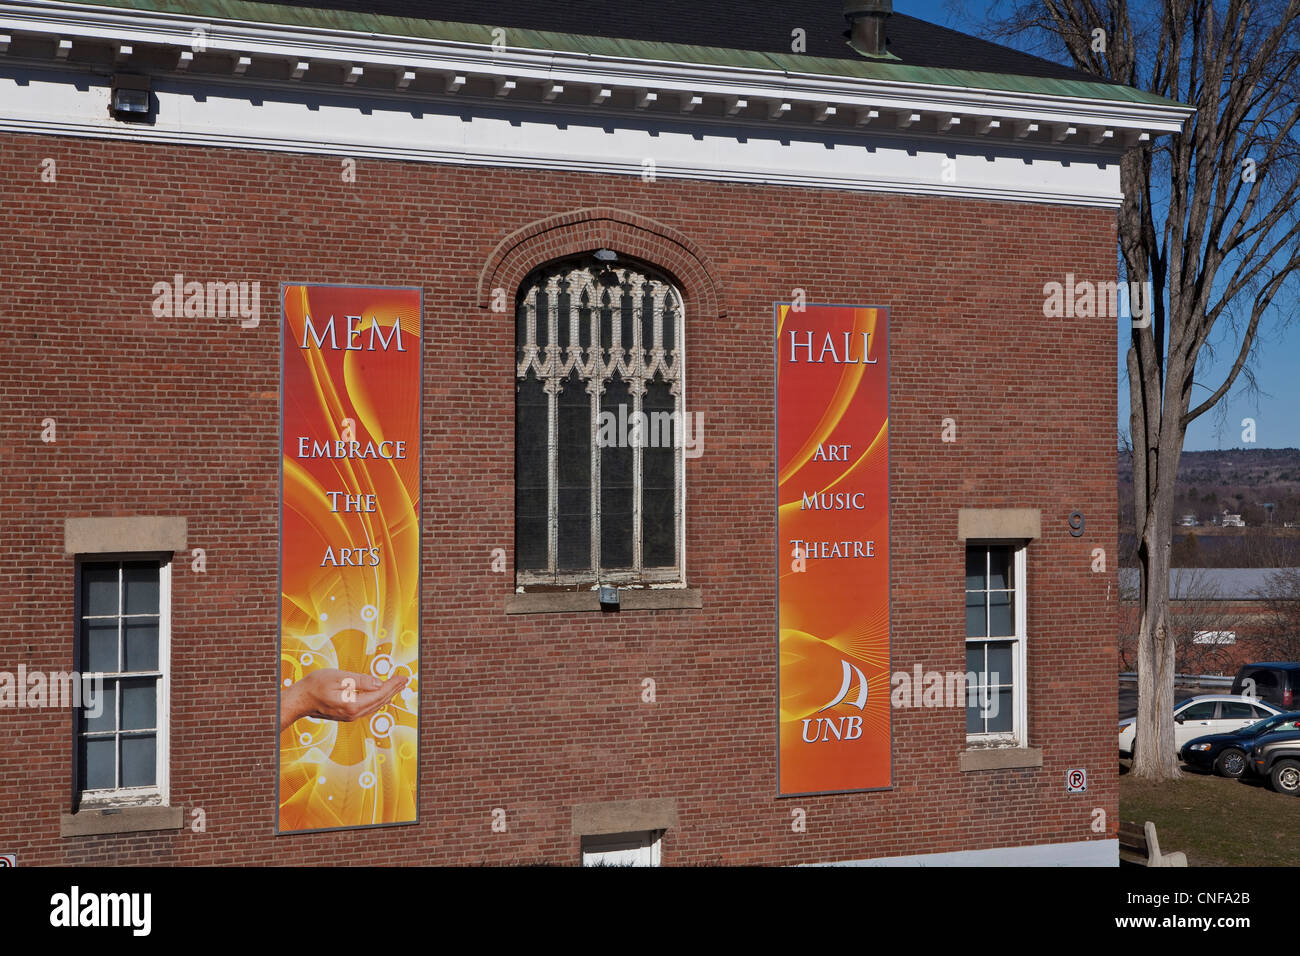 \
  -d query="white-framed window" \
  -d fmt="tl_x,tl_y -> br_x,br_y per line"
580,830 -> 663,867
514,255 -> 686,589
964,542 -> 1027,747
74,556 -> 170,807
